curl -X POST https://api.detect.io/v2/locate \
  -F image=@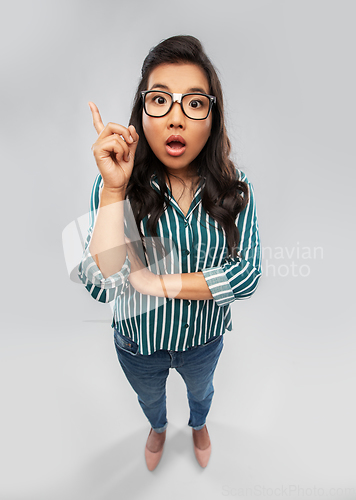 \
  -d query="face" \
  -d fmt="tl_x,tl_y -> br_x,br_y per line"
142,62 -> 213,178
